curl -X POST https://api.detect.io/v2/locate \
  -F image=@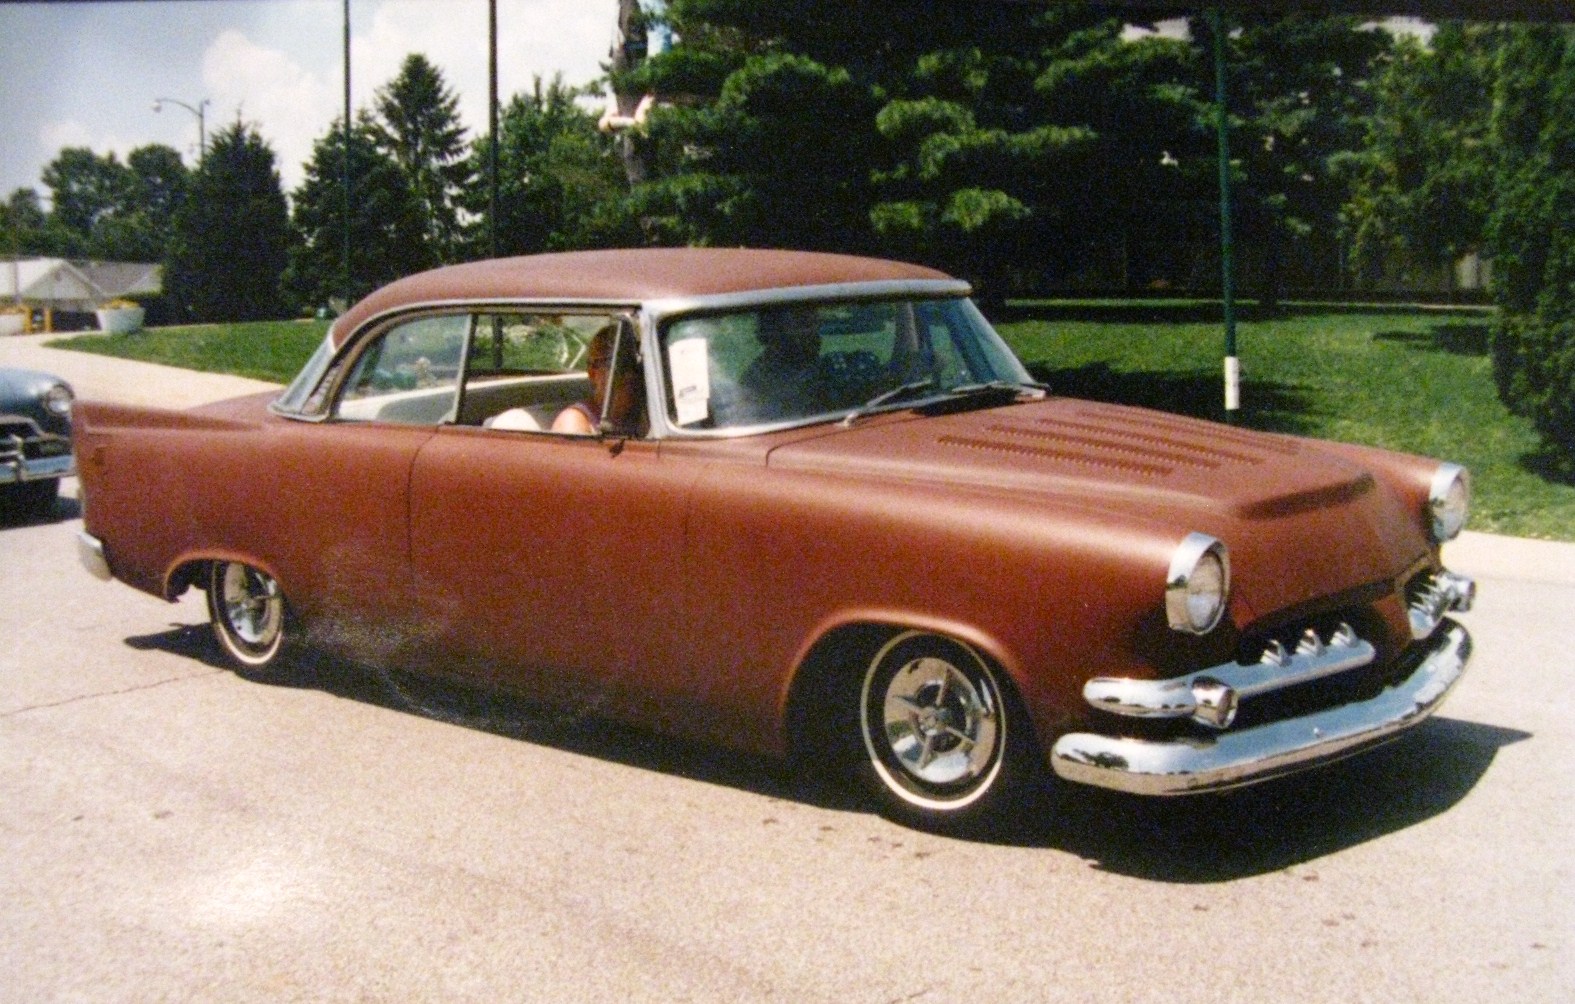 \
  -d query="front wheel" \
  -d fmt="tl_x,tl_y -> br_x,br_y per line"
207,560 -> 288,676
857,631 -> 1030,827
